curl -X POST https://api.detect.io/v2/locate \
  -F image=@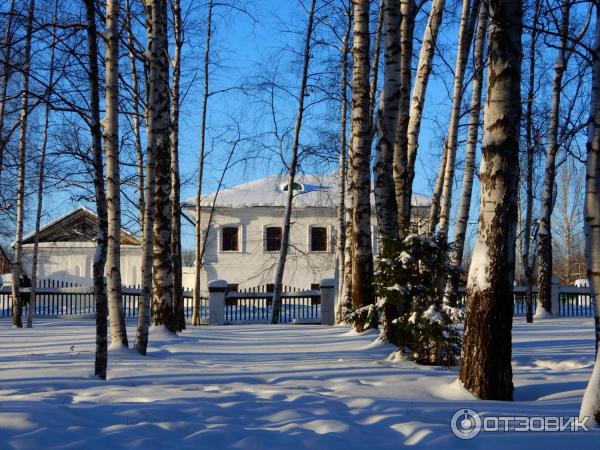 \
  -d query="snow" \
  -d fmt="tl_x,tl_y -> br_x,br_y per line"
0,318 -> 599,448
